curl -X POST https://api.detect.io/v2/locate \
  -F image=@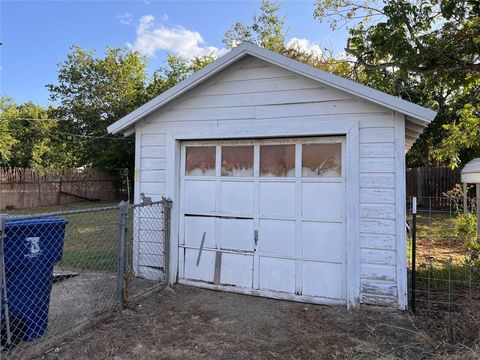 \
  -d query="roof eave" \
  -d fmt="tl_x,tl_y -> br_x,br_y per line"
107,44 -> 252,135
107,42 -> 437,135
